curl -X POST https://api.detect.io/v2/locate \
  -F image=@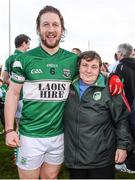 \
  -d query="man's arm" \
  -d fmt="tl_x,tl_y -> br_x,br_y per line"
5,81 -> 22,147
2,71 -> 10,85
